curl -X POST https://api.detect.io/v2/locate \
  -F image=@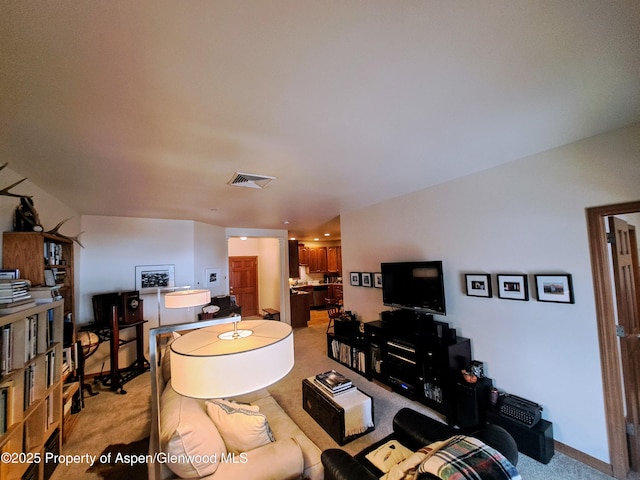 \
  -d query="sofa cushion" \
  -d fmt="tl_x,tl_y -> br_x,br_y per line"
160,381 -> 226,478
206,400 -> 274,454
